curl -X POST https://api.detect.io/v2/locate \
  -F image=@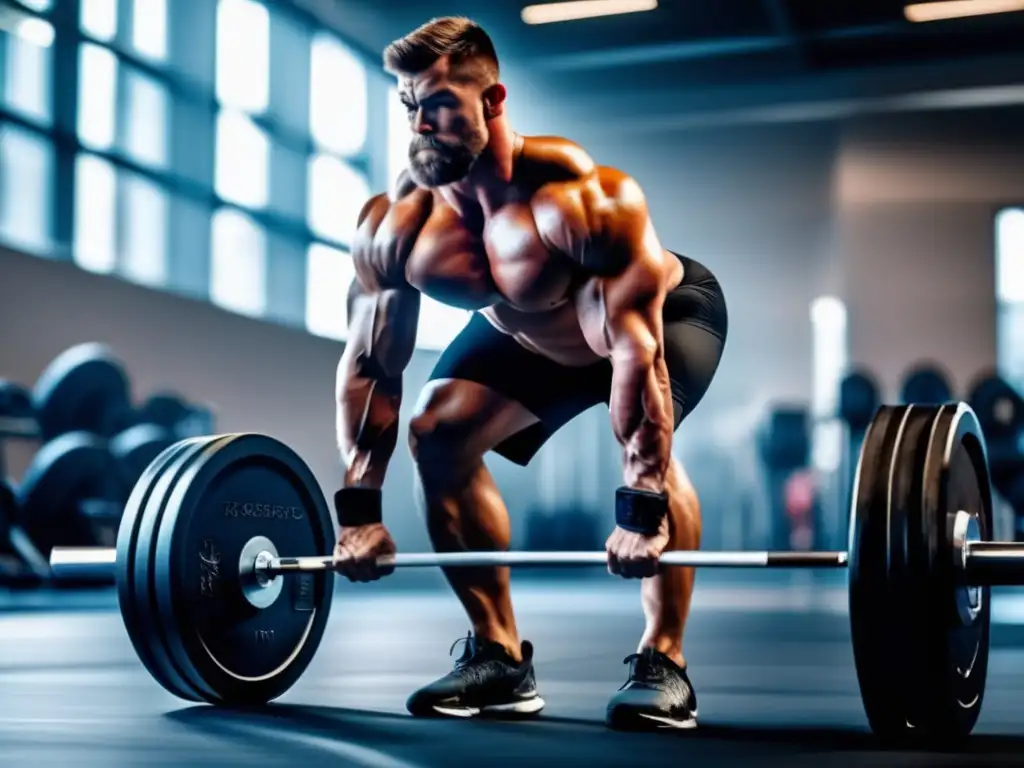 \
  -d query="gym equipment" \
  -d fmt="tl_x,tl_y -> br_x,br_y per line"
899,362 -> 954,405
758,405 -> 810,549
17,431 -> 127,556
136,393 -> 216,439
0,479 -> 50,586
0,379 -> 34,430
45,402 -> 999,745
110,423 -> 176,490
0,378 -> 35,478
838,369 -> 880,434
32,343 -> 134,441
967,372 -> 1024,538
